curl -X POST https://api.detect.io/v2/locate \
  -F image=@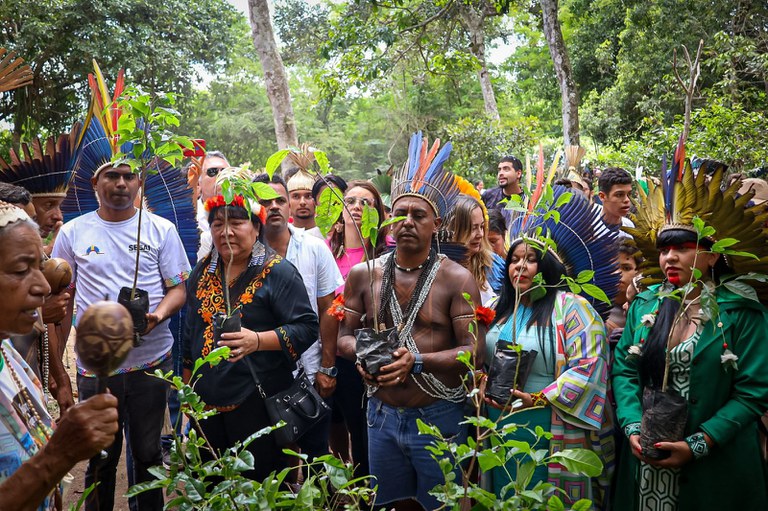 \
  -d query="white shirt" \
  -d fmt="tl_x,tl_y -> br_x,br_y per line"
592,203 -> 634,239
52,209 -> 192,374
197,198 -> 212,261
285,225 -> 344,381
